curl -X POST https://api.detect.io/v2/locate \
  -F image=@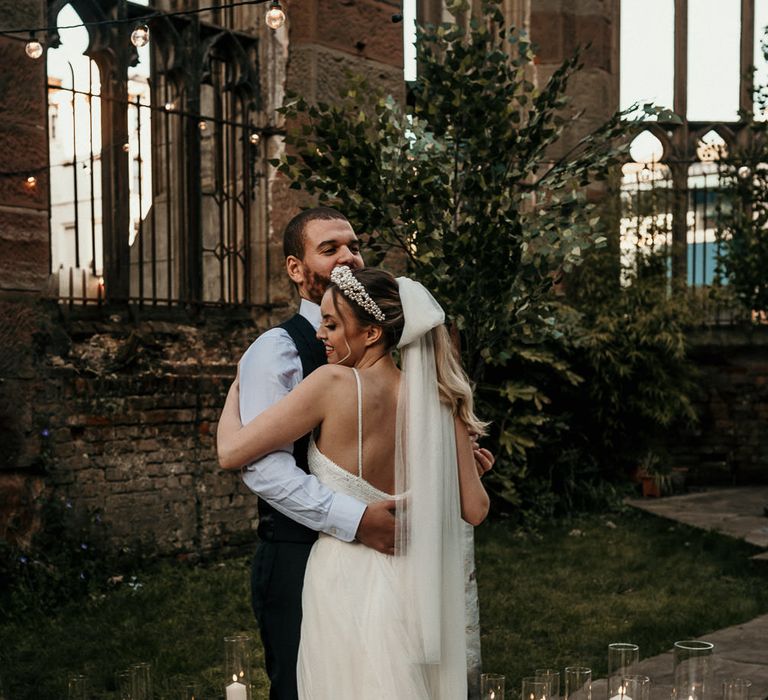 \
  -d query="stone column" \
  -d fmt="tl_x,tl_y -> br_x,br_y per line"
502,0 -> 531,34
530,0 -> 621,149
262,0 -> 407,315
0,1 -> 51,546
